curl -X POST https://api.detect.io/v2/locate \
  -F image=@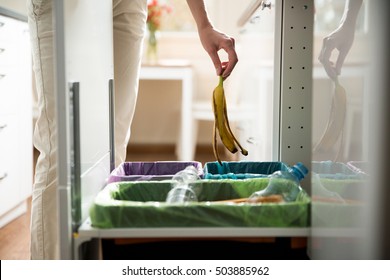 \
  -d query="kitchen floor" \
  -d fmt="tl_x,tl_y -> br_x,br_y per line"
0,144 -> 220,260
0,197 -> 31,260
